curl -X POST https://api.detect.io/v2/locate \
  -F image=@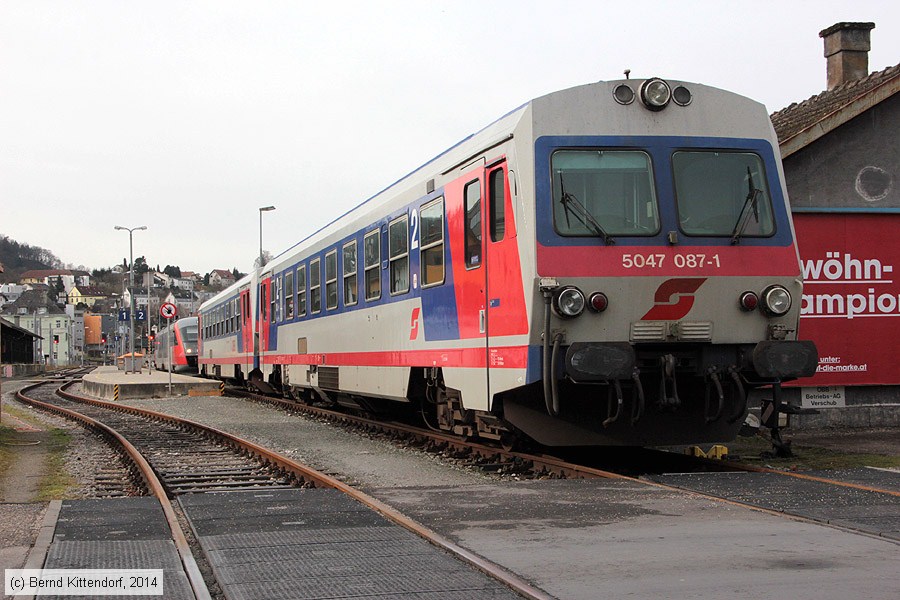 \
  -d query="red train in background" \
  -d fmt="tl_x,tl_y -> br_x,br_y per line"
154,316 -> 199,373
